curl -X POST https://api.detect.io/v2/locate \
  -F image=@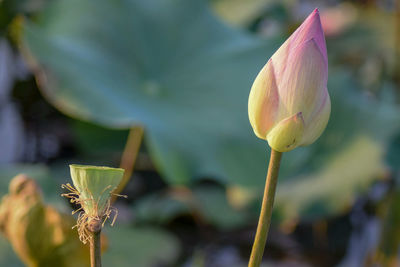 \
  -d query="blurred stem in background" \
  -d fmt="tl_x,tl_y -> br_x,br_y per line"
111,125 -> 144,203
248,150 -> 282,267
395,0 -> 400,96
370,185 -> 400,266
